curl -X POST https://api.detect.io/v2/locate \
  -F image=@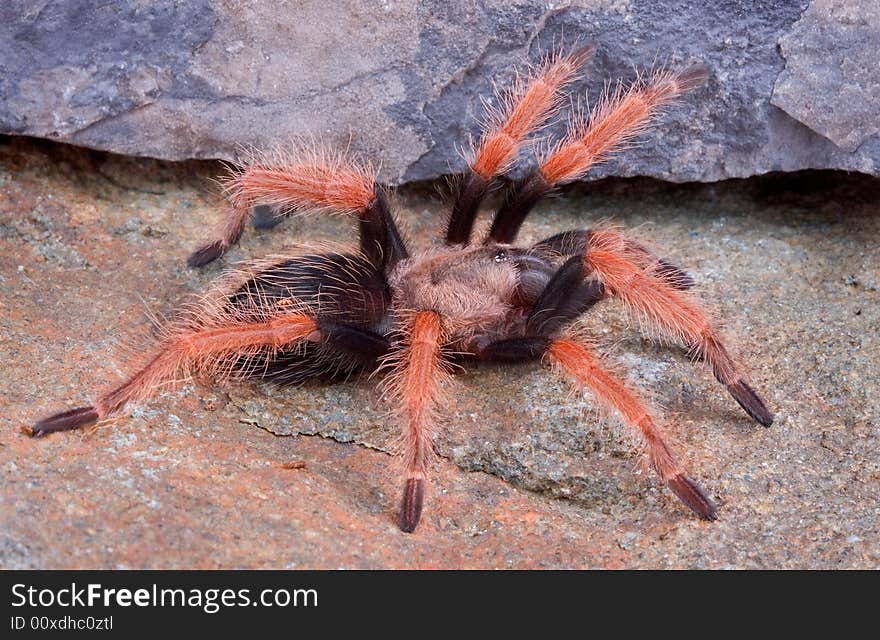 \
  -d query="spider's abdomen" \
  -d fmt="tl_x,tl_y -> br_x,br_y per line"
227,253 -> 389,326
223,252 -> 392,383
